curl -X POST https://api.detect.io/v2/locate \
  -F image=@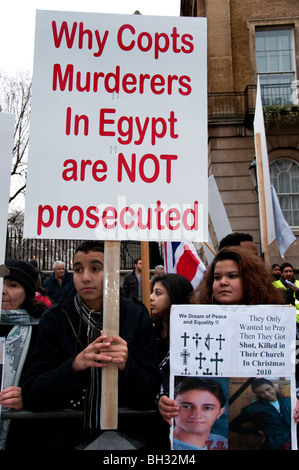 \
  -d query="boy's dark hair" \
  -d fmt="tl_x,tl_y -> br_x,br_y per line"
174,377 -> 226,408
280,262 -> 293,272
251,378 -> 274,393
74,240 -> 104,255
218,232 -> 254,250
